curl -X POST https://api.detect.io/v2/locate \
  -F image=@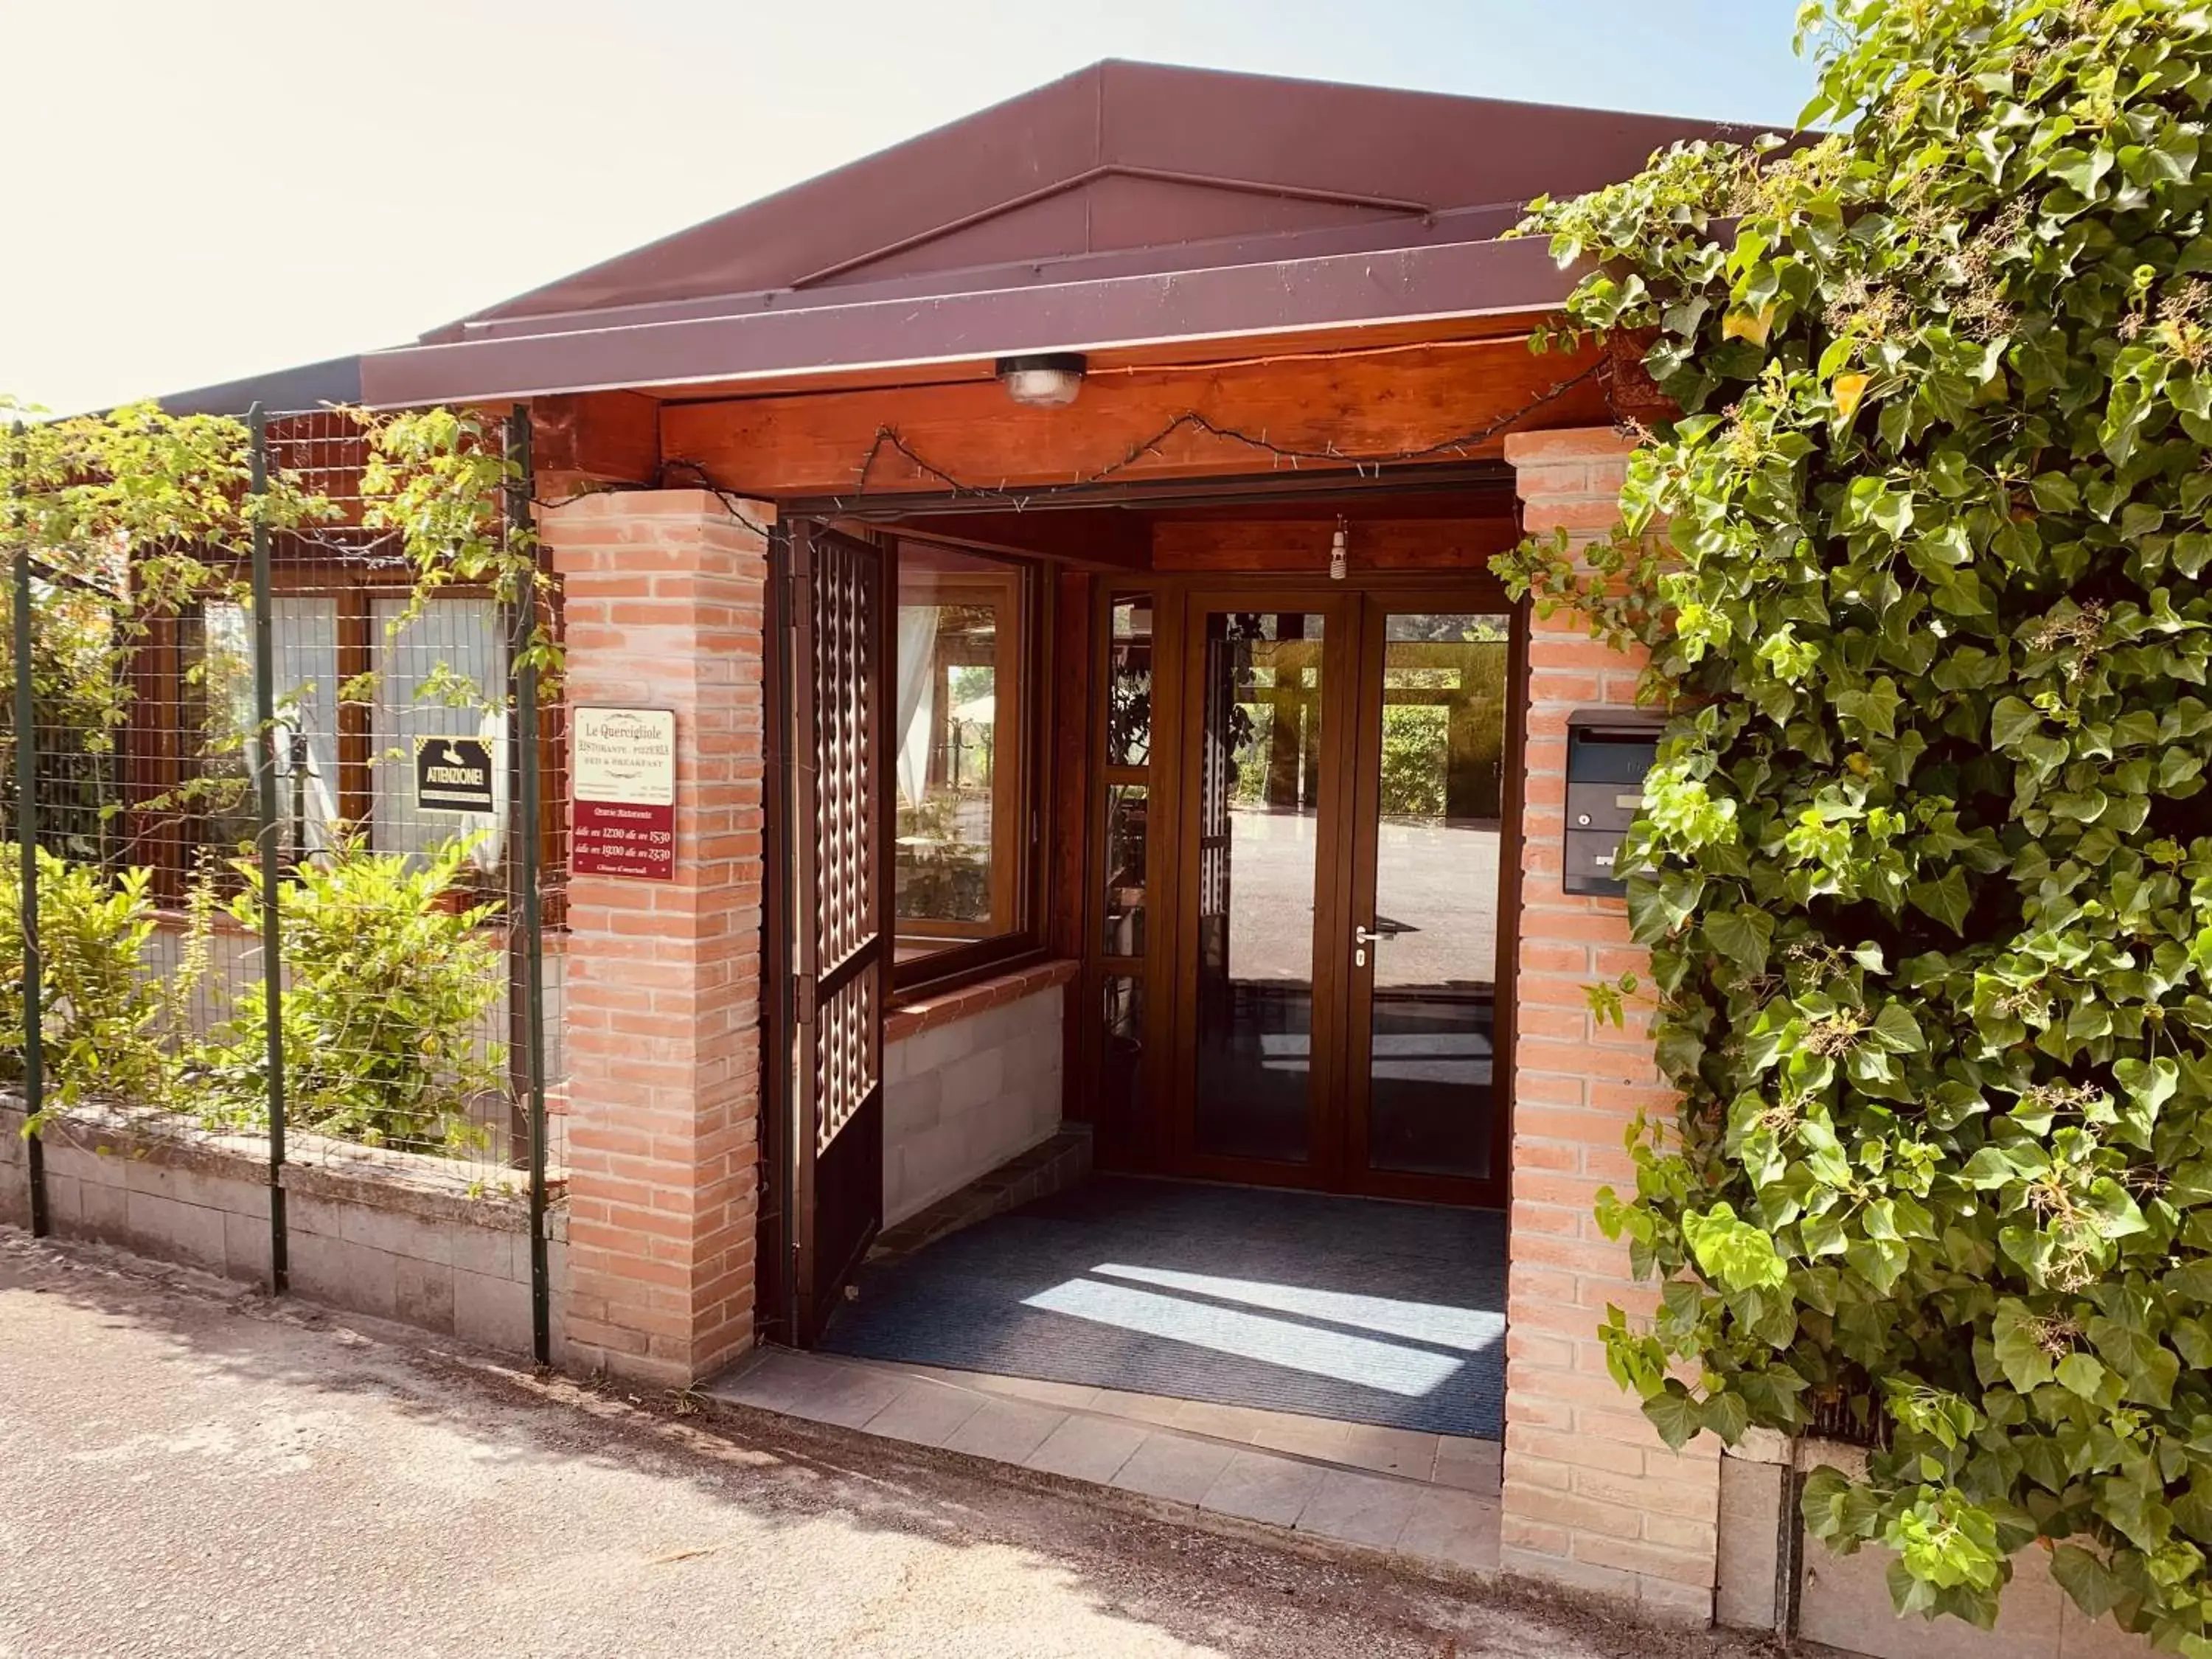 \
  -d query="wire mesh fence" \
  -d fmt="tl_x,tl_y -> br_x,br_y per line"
3,406 -> 563,1355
